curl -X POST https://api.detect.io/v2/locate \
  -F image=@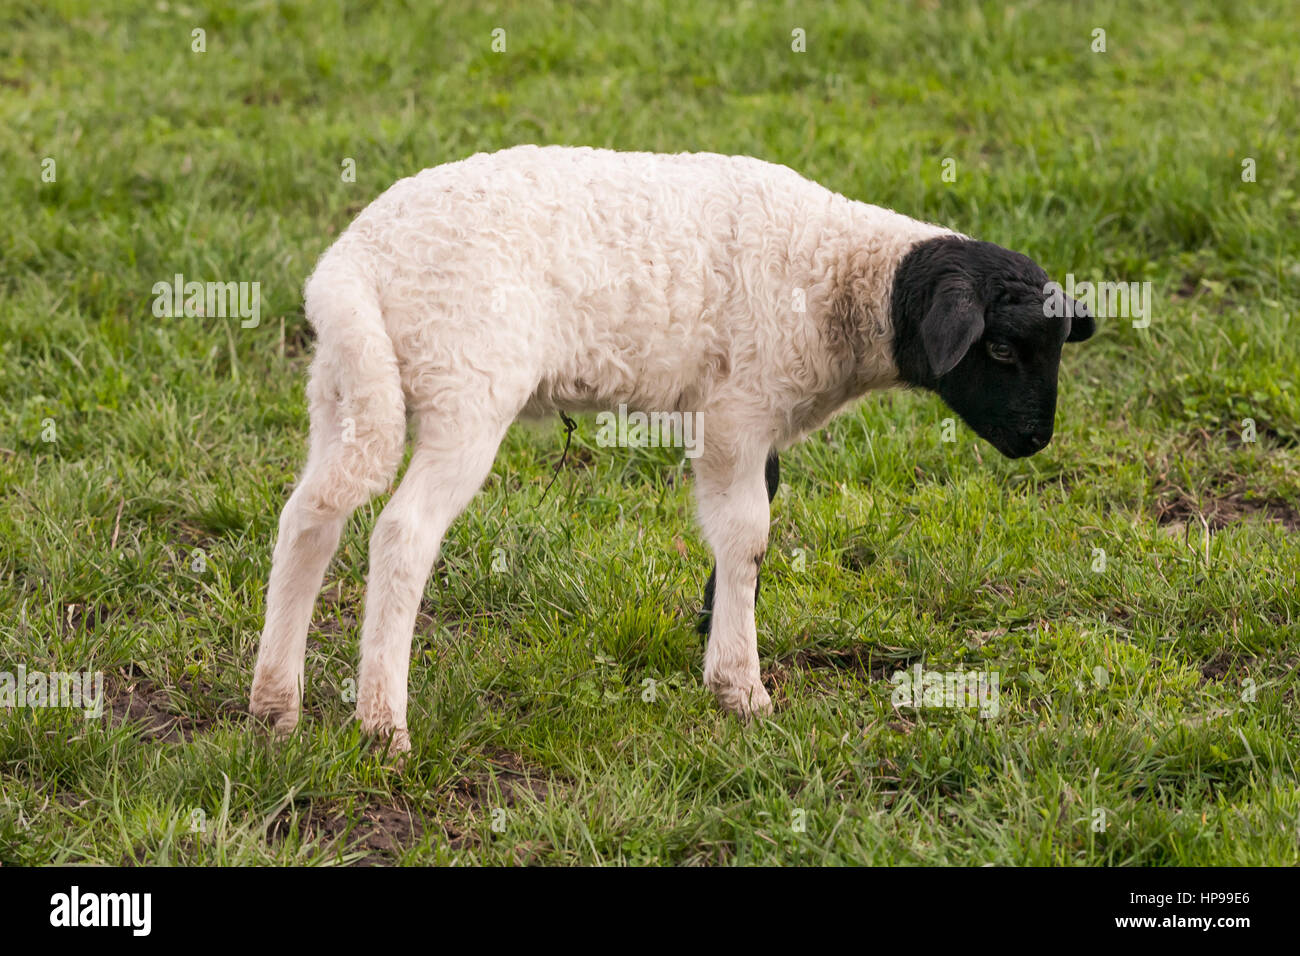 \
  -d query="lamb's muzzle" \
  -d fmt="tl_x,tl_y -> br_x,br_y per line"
249,145 -> 1093,749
